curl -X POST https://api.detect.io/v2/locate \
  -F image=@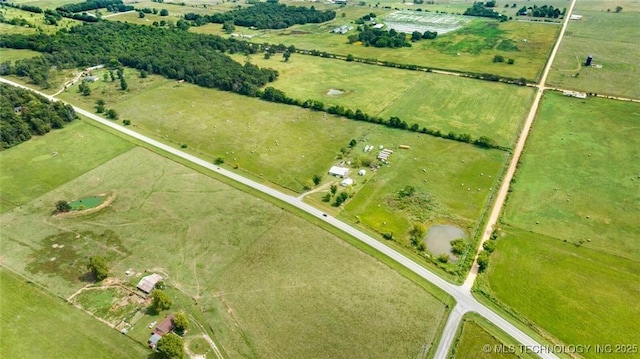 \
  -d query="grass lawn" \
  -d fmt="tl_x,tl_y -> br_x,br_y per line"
1,147 -> 449,358
0,48 -> 41,62
478,227 -> 640,358
503,92 -> 640,261
450,313 -> 537,359
10,0 -> 81,9
231,53 -> 534,147
335,126 -> 506,249
0,120 -> 134,213
200,16 -> 558,80
548,9 -> 640,98
0,268 -> 148,359
57,70 -> 375,193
